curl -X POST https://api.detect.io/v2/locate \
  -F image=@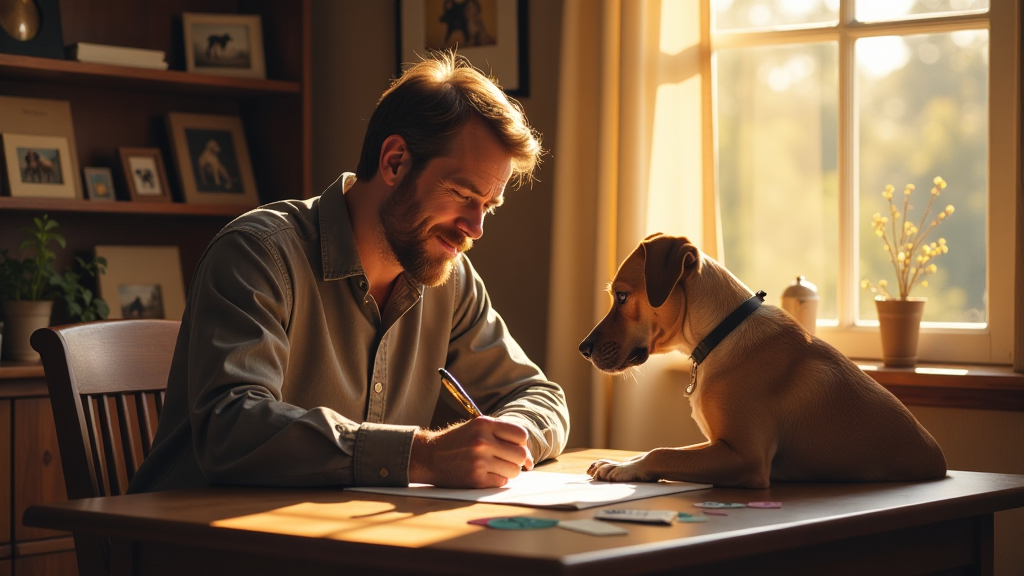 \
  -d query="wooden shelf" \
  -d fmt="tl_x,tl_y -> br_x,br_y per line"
0,53 -> 301,97
0,196 -> 249,217
856,361 -> 1024,412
